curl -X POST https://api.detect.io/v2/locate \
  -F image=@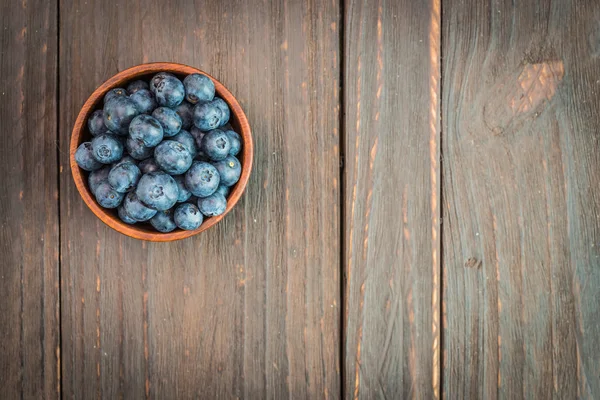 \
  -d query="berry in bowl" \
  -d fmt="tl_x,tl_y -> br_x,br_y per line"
70,63 -> 252,242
